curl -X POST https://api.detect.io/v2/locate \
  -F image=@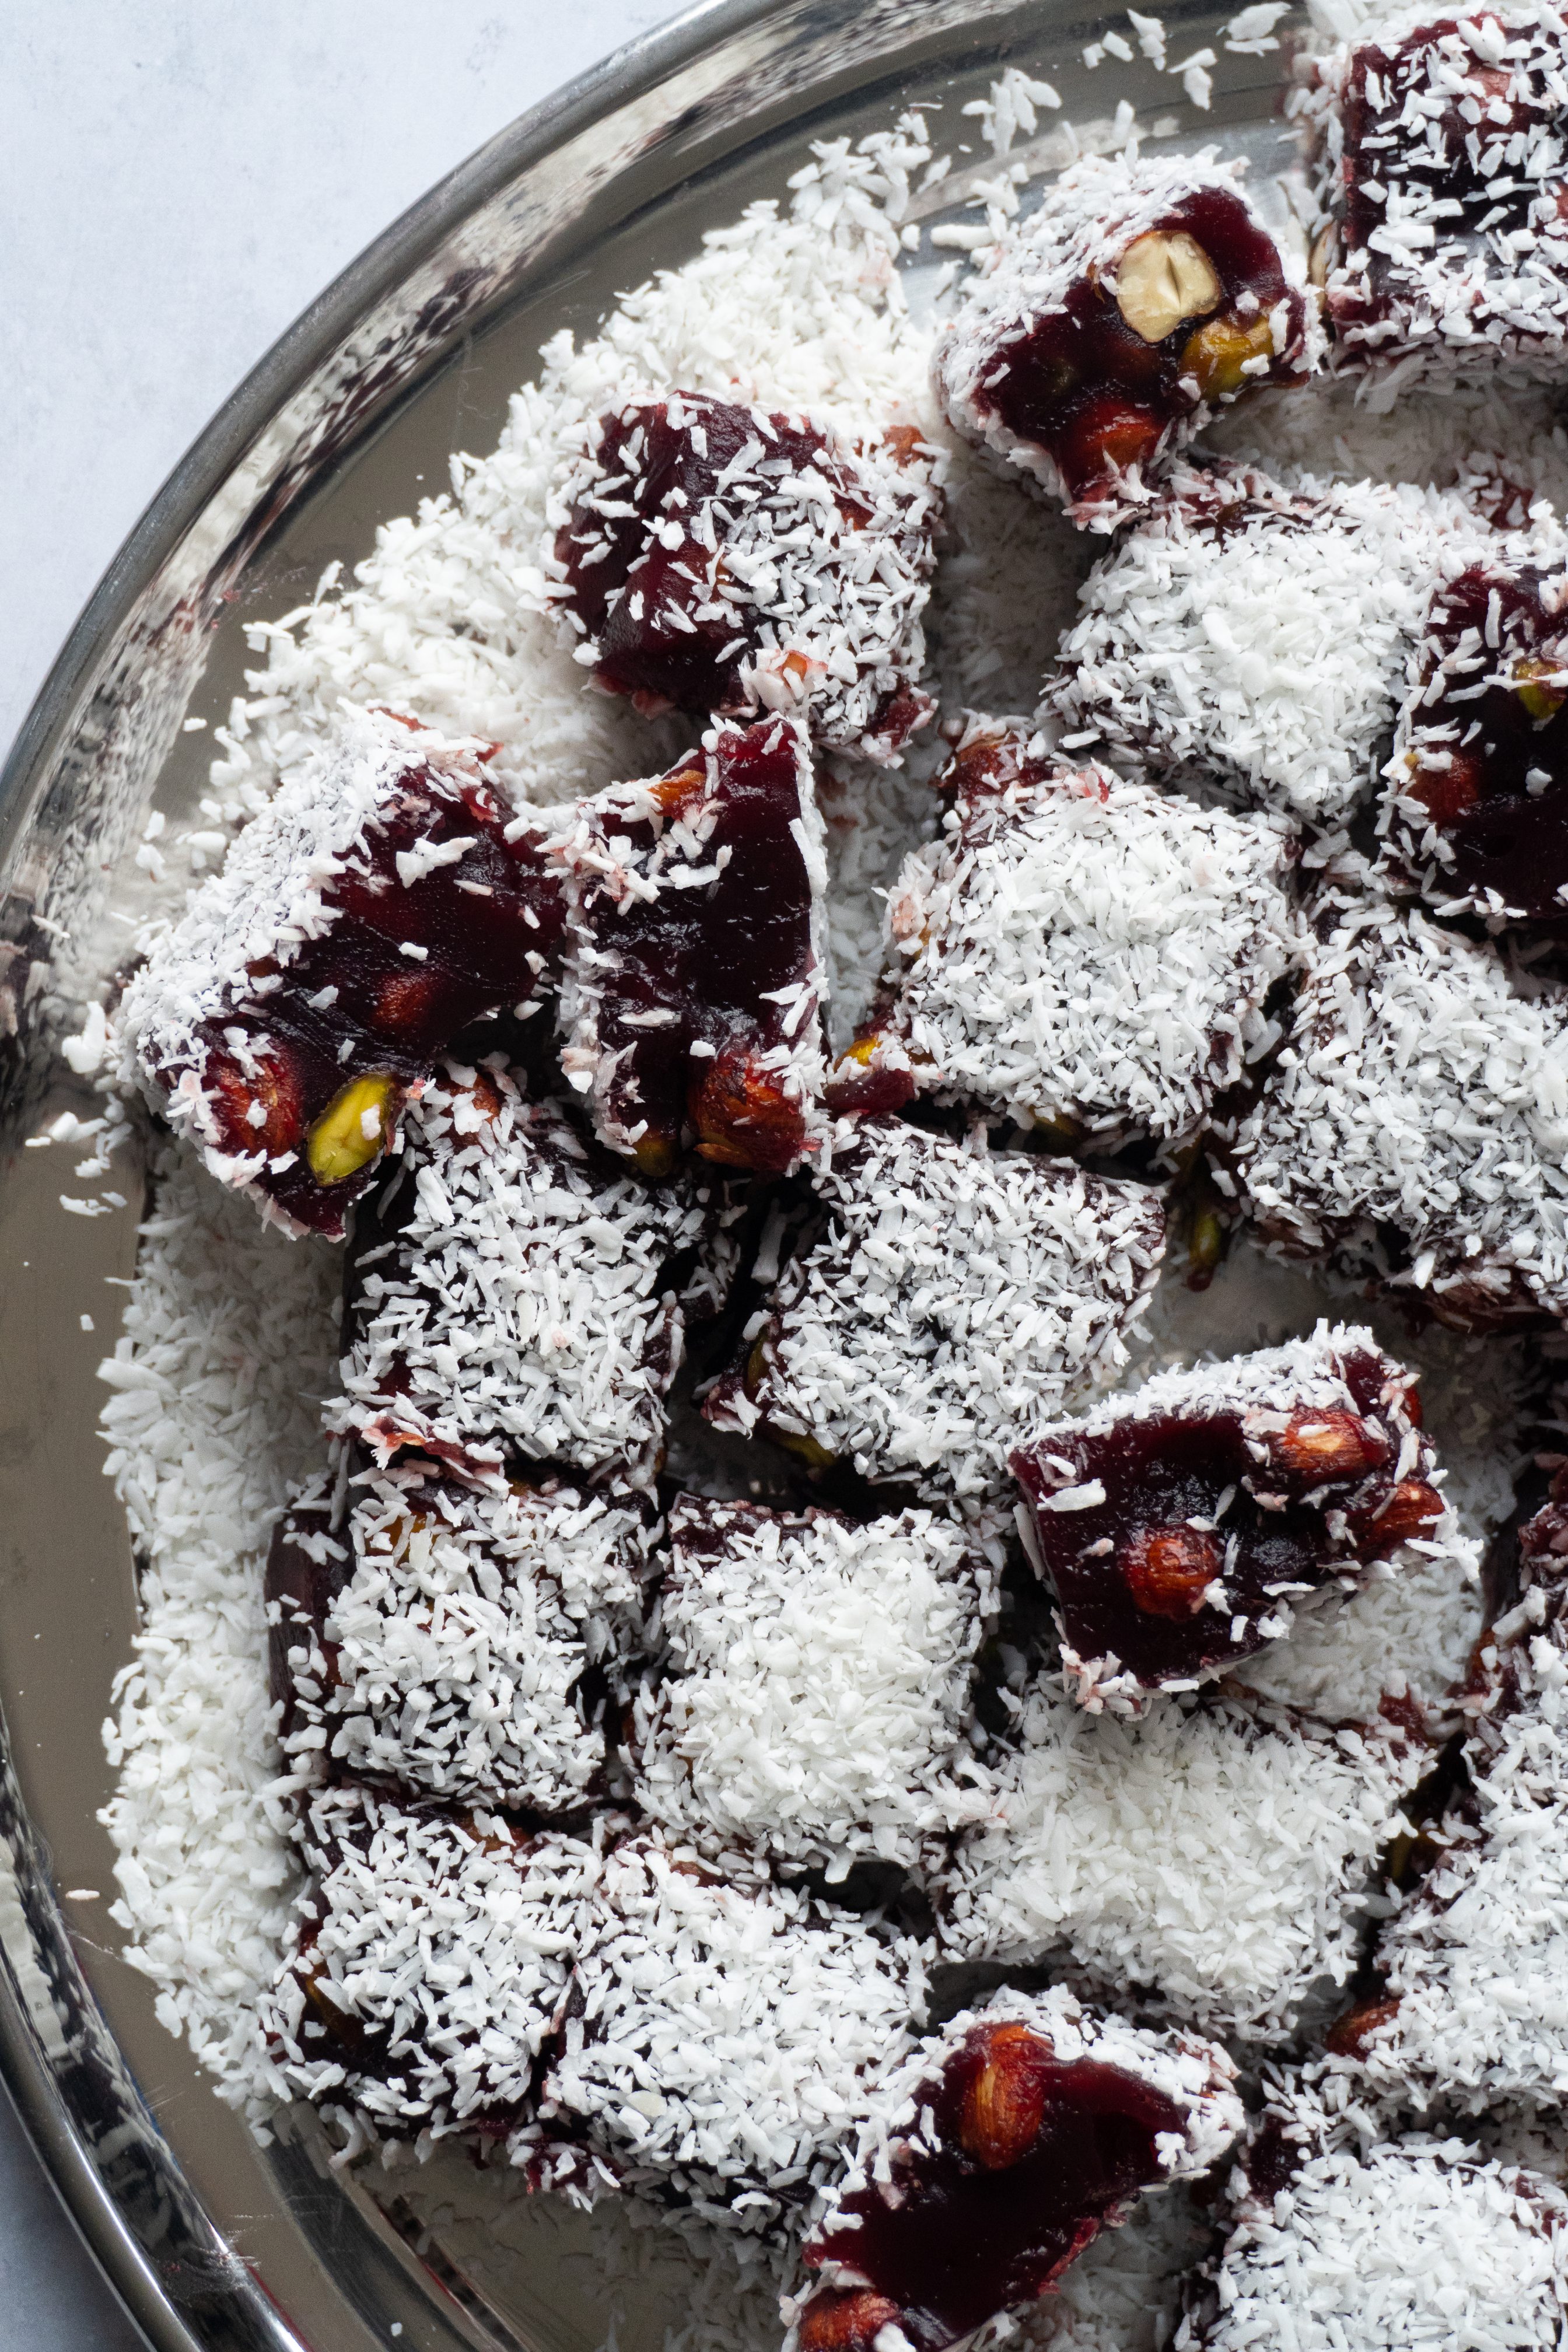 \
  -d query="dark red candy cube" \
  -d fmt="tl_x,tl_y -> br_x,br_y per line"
559,718 -> 826,1178
797,2018 -> 1186,2352
1011,1338 -> 1441,1712
1383,561 -> 1568,925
